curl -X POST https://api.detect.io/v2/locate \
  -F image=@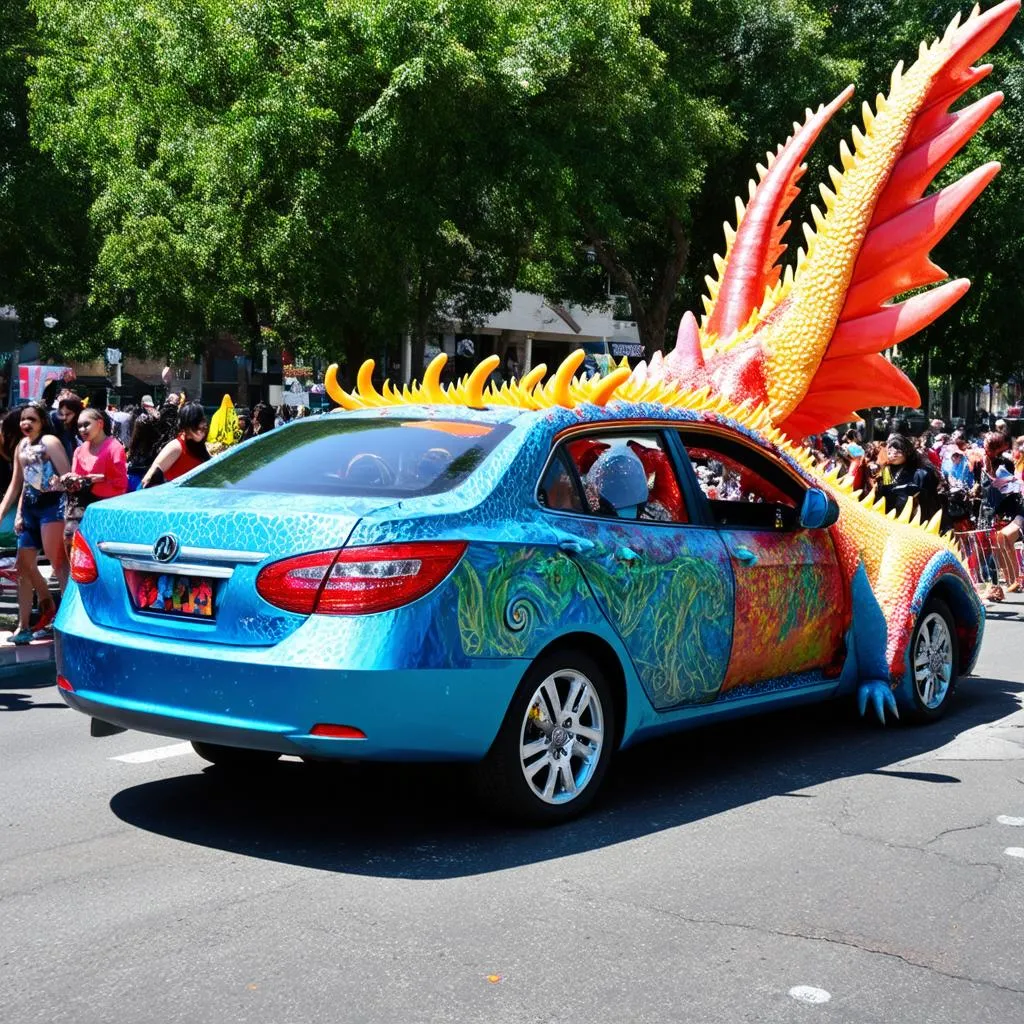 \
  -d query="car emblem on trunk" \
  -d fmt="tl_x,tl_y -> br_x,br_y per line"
153,534 -> 180,563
